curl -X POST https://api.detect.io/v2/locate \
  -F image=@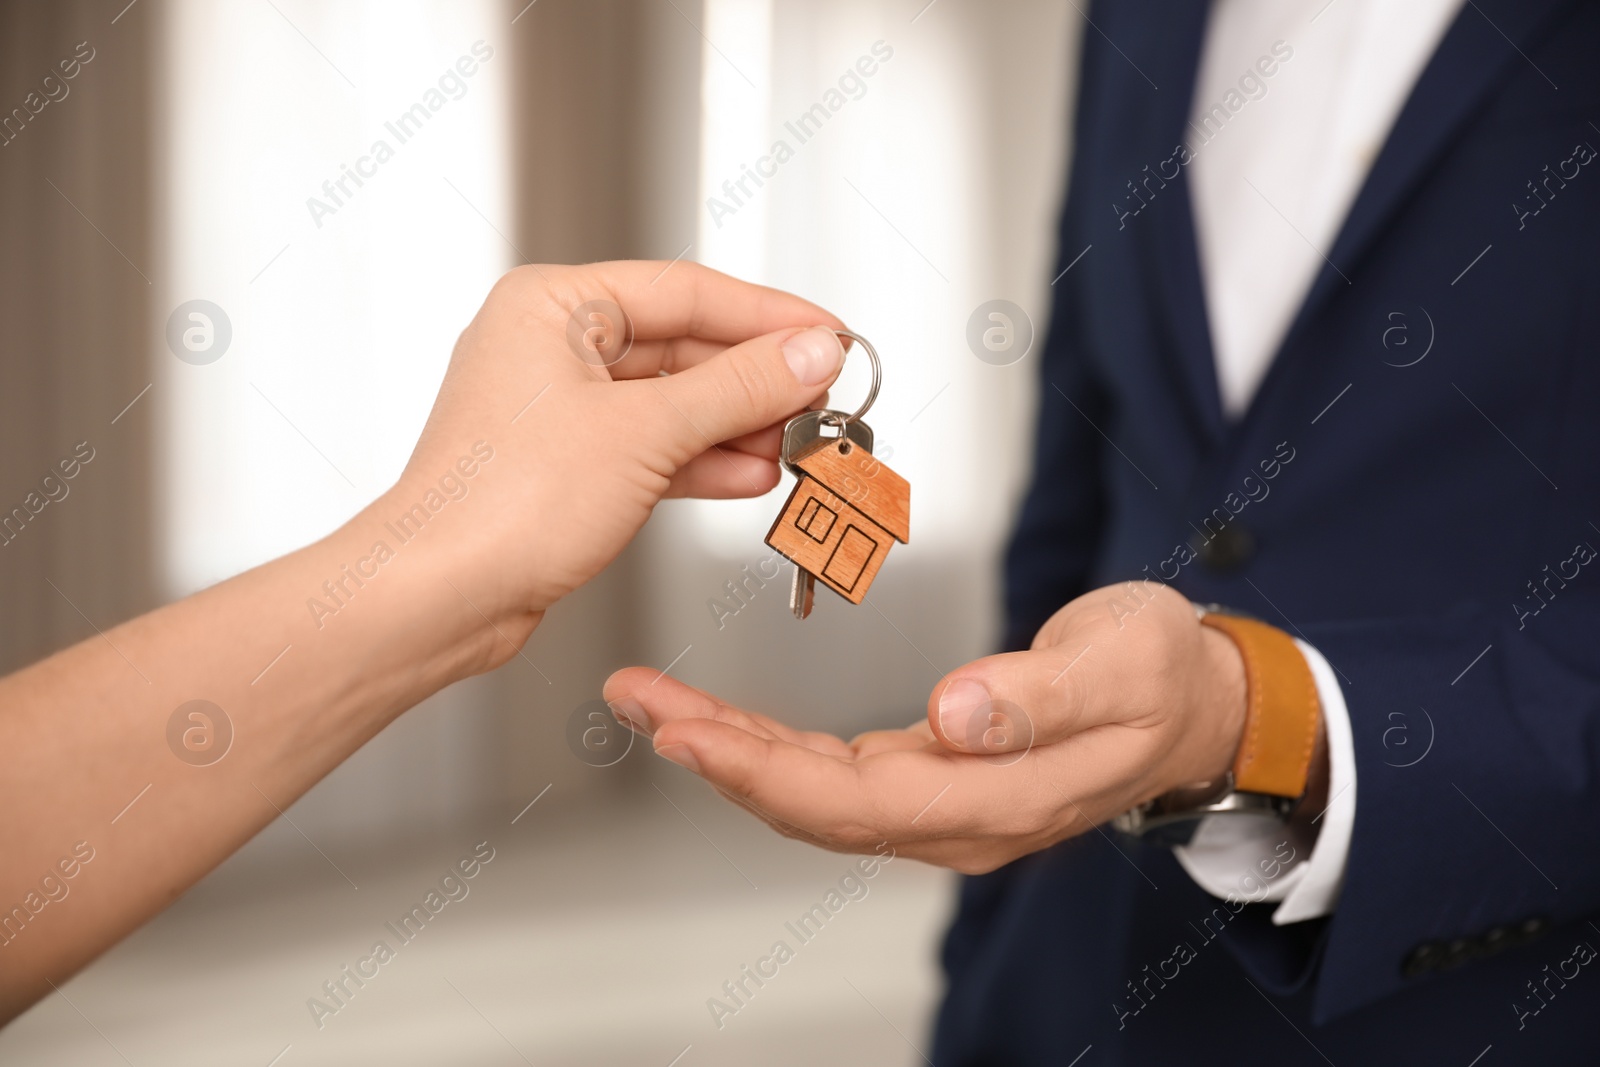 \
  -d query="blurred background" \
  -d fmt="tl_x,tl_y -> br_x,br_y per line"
0,0 -> 1077,1062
